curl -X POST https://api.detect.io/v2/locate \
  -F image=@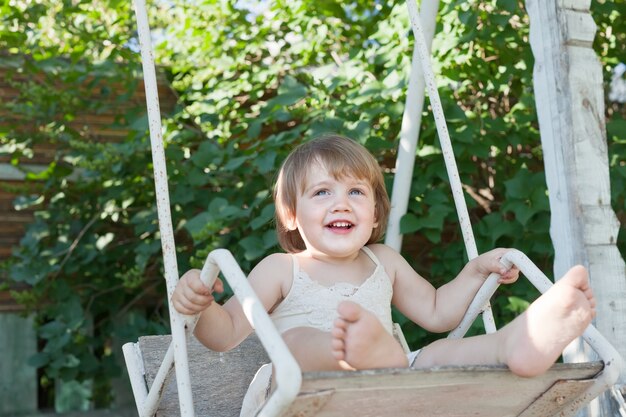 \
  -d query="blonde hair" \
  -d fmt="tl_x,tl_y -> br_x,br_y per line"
273,134 -> 390,252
